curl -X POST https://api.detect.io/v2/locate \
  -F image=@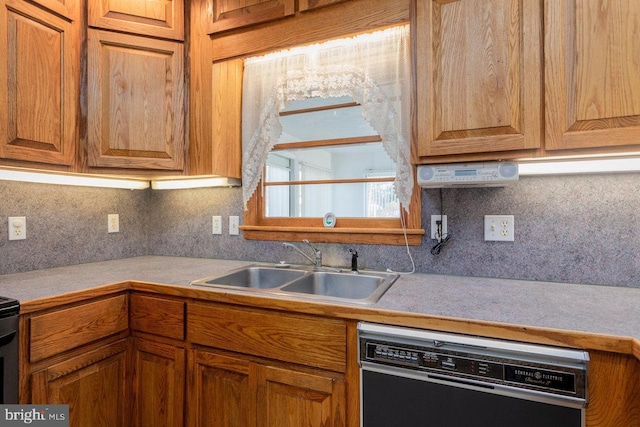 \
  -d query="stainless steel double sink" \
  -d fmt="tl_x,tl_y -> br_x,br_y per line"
191,264 -> 399,305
